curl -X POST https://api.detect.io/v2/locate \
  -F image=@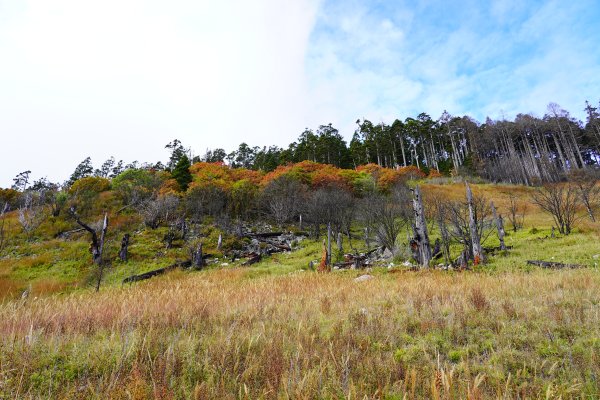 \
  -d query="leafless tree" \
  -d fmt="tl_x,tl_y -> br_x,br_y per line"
506,194 -> 526,232
532,183 -> 581,235
305,185 -> 354,238
447,191 -> 492,262
69,207 -> 108,291
17,192 -> 47,240
569,169 -> 599,222
361,186 -> 410,255
260,176 -> 306,227
138,195 -> 180,229
0,202 -> 9,253
426,193 -> 452,265
186,185 -> 227,222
